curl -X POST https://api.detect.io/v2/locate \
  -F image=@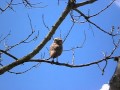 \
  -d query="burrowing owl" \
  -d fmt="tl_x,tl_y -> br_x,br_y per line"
49,38 -> 63,62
